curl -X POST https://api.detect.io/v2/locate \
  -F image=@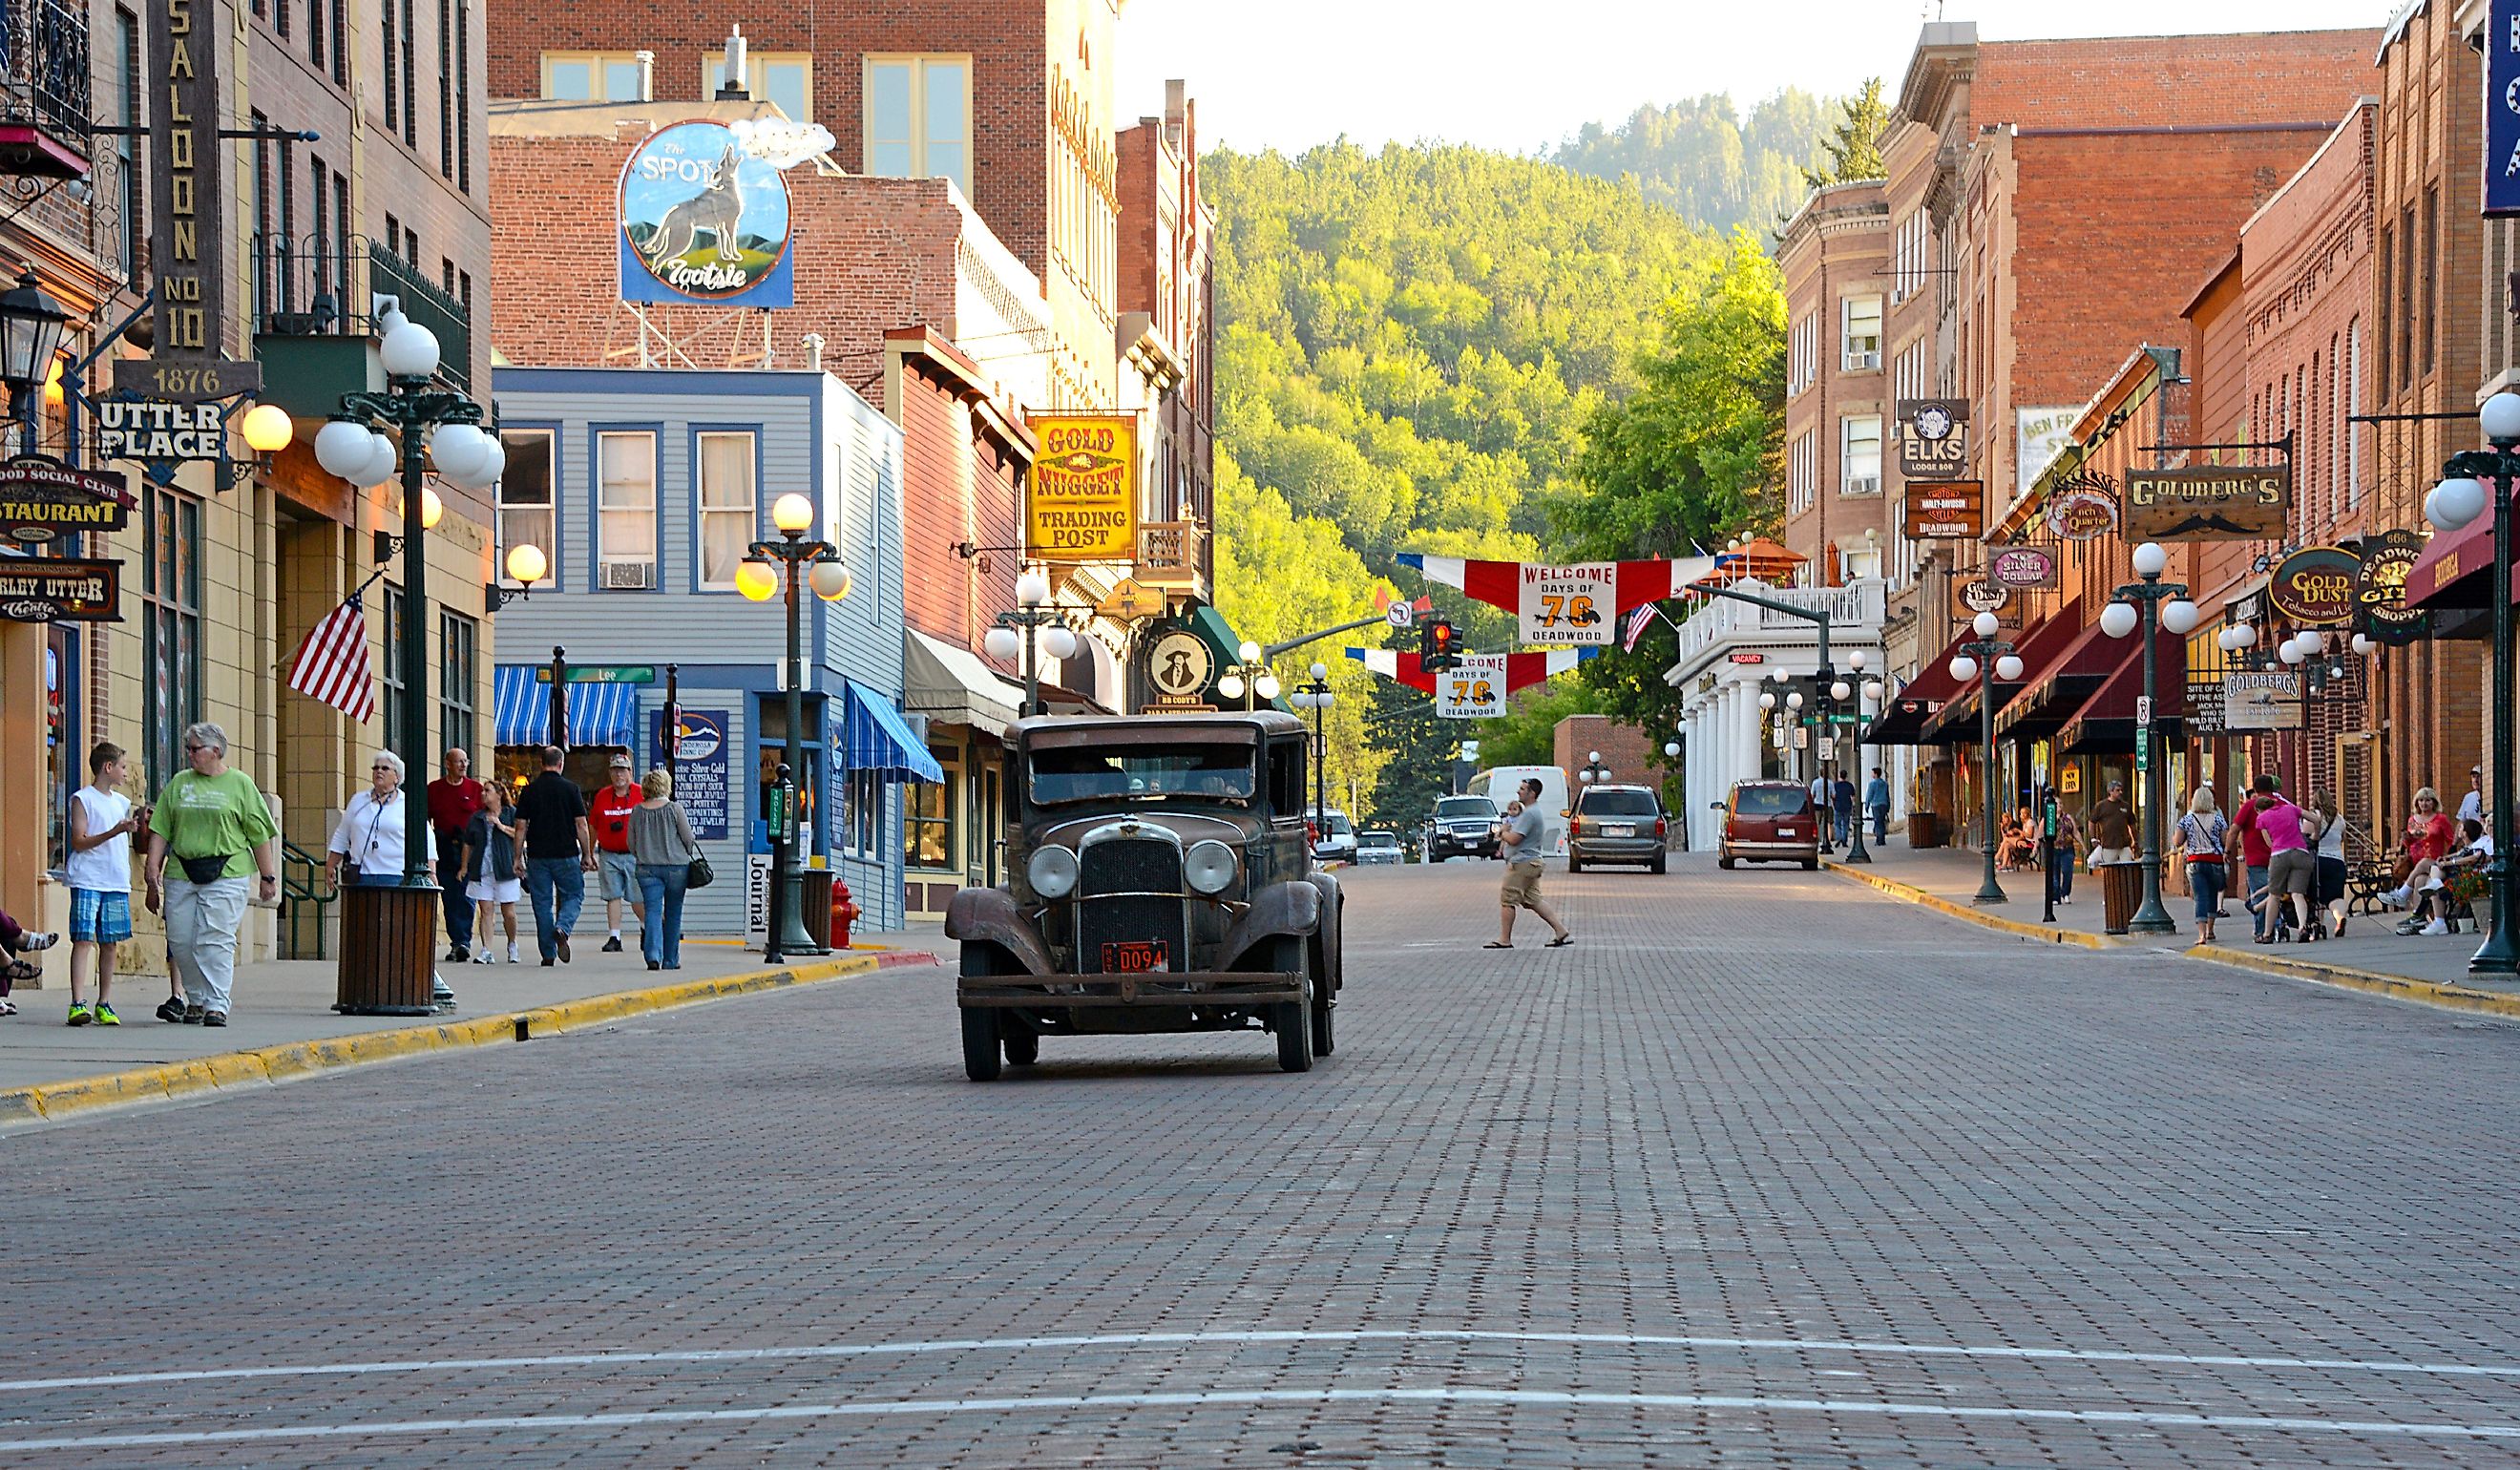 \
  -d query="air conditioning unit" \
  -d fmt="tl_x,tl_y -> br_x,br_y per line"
1845,476 -> 1880,496
600,559 -> 656,590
